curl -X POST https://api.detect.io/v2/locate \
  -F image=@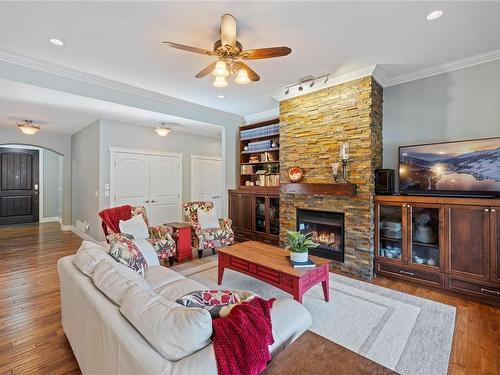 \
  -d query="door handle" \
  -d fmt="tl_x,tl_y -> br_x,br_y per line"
145,200 -> 150,203
151,200 -> 157,203
34,184 -> 39,191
